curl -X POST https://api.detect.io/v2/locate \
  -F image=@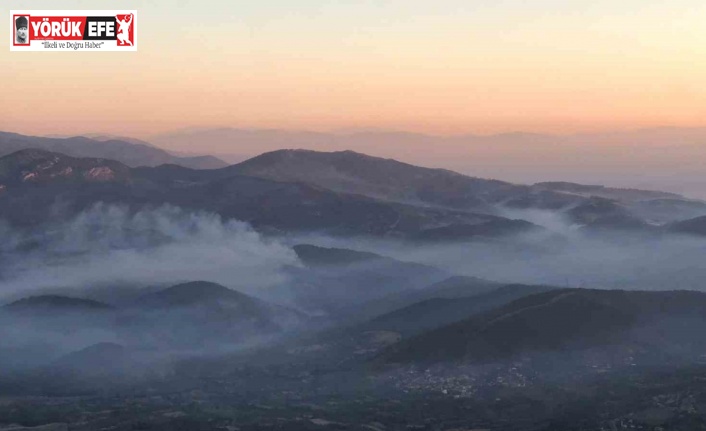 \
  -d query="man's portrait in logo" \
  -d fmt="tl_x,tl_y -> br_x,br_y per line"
15,16 -> 29,44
